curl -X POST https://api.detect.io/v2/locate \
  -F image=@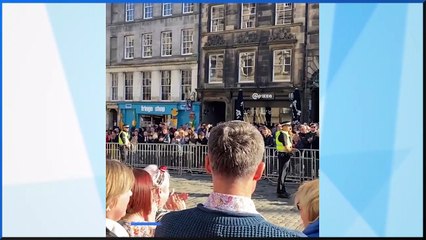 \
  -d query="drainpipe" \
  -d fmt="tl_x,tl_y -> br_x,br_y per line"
197,3 -> 203,123
302,3 -> 309,123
